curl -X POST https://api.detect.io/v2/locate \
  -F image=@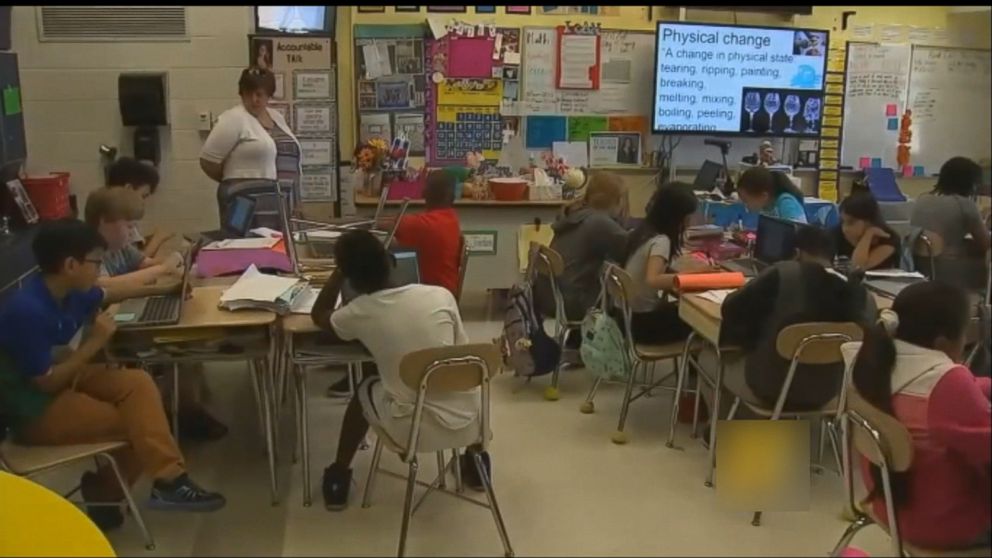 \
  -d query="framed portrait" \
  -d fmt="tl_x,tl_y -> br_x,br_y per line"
358,6 -> 386,13
505,6 -> 532,15
475,6 -> 496,13
427,6 -> 466,13
5,179 -> 39,224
